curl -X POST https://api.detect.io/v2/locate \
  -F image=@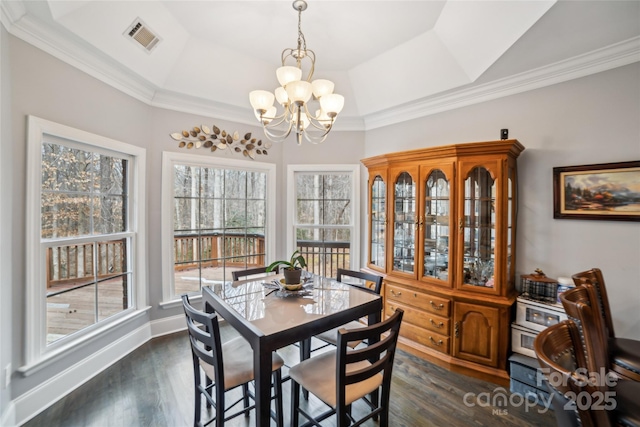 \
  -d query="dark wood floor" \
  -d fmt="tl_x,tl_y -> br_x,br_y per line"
24,323 -> 556,427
